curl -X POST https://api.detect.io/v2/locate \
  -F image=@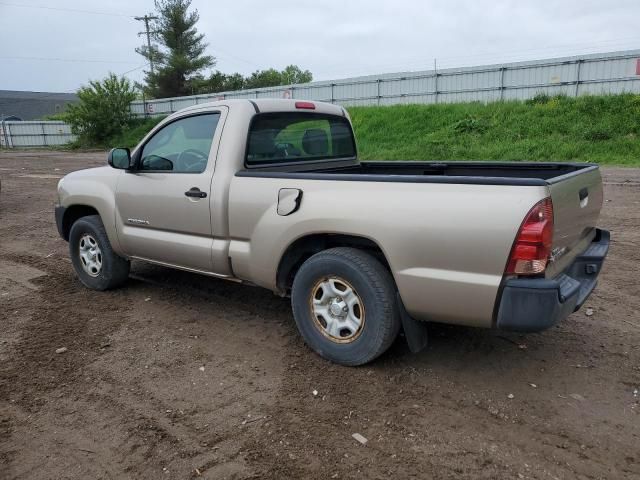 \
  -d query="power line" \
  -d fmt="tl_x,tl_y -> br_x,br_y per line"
1,3 -> 261,76
119,64 -> 147,77
315,39 -> 640,79
329,37 -> 640,75
212,48 -> 260,69
130,16 -> 263,74
0,55 -> 140,64
0,1 -> 135,17
434,38 -> 640,68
